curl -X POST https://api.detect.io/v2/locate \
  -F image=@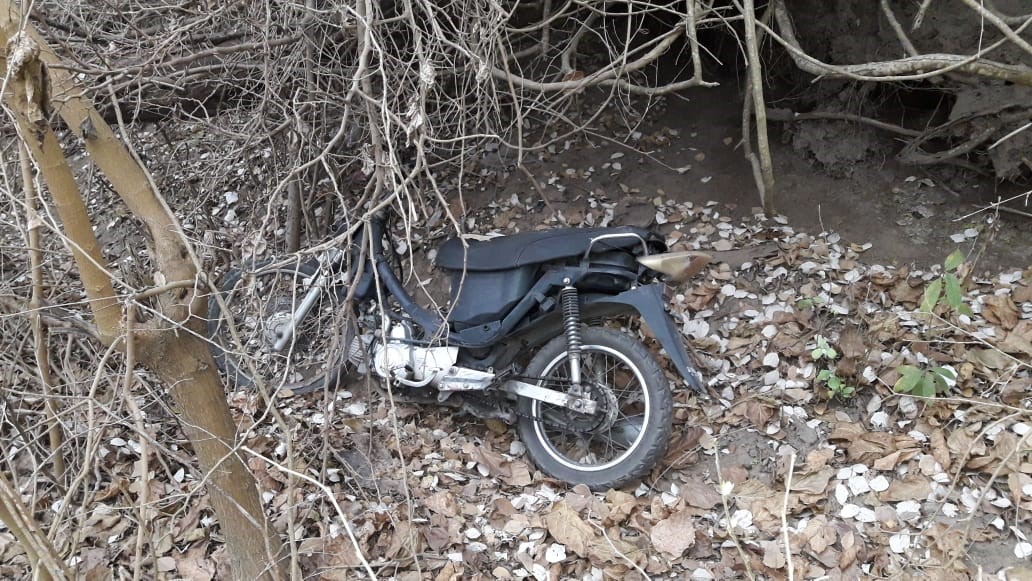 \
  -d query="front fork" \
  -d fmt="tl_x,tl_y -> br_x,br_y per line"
271,249 -> 341,352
